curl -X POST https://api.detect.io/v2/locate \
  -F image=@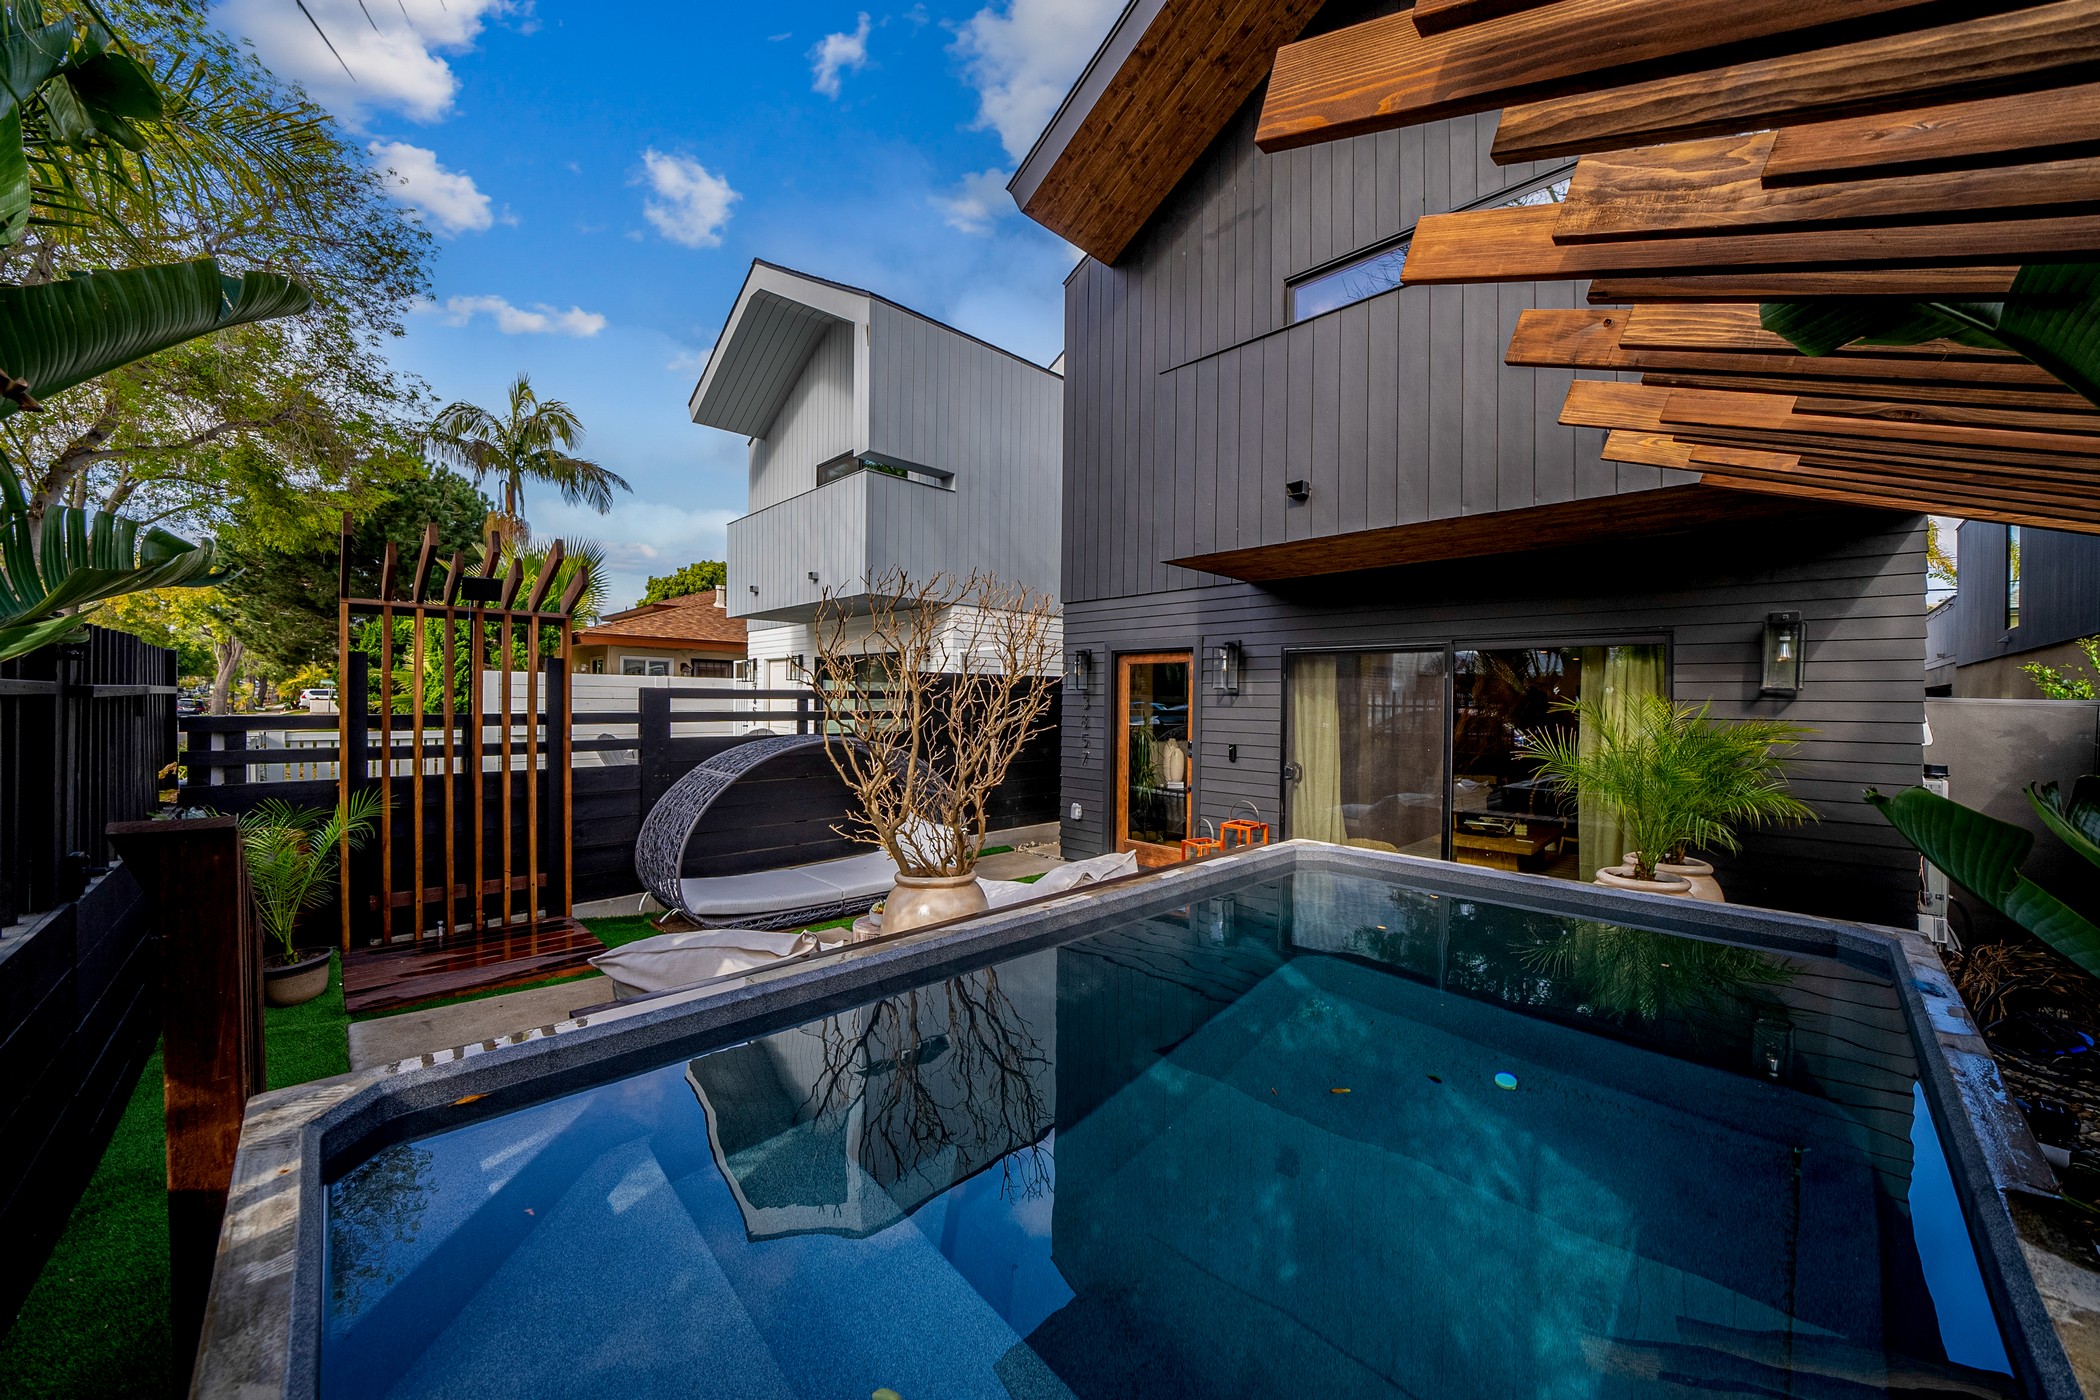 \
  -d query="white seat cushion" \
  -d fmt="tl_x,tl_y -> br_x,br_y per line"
591,928 -> 819,998
675,849 -> 899,919
978,851 -> 1138,909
